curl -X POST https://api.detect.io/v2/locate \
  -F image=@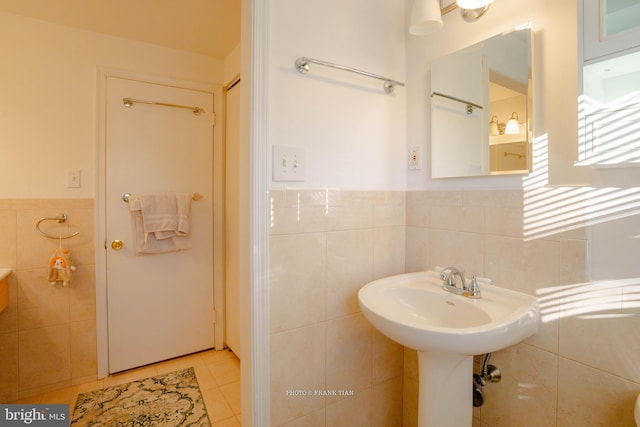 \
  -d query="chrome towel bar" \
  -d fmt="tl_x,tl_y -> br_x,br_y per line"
431,92 -> 484,114
122,192 -> 204,203
122,97 -> 205,116
294,57 -> 405,94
